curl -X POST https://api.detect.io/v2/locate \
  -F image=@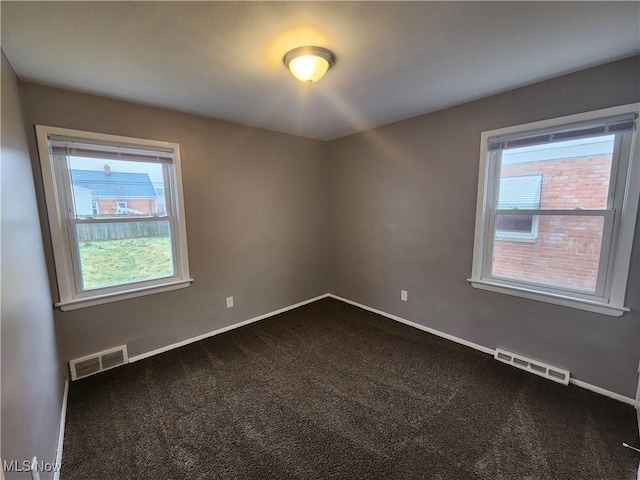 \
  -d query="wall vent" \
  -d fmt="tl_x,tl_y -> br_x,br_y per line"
69,345 -> 128,381
494,348 -> 570,385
